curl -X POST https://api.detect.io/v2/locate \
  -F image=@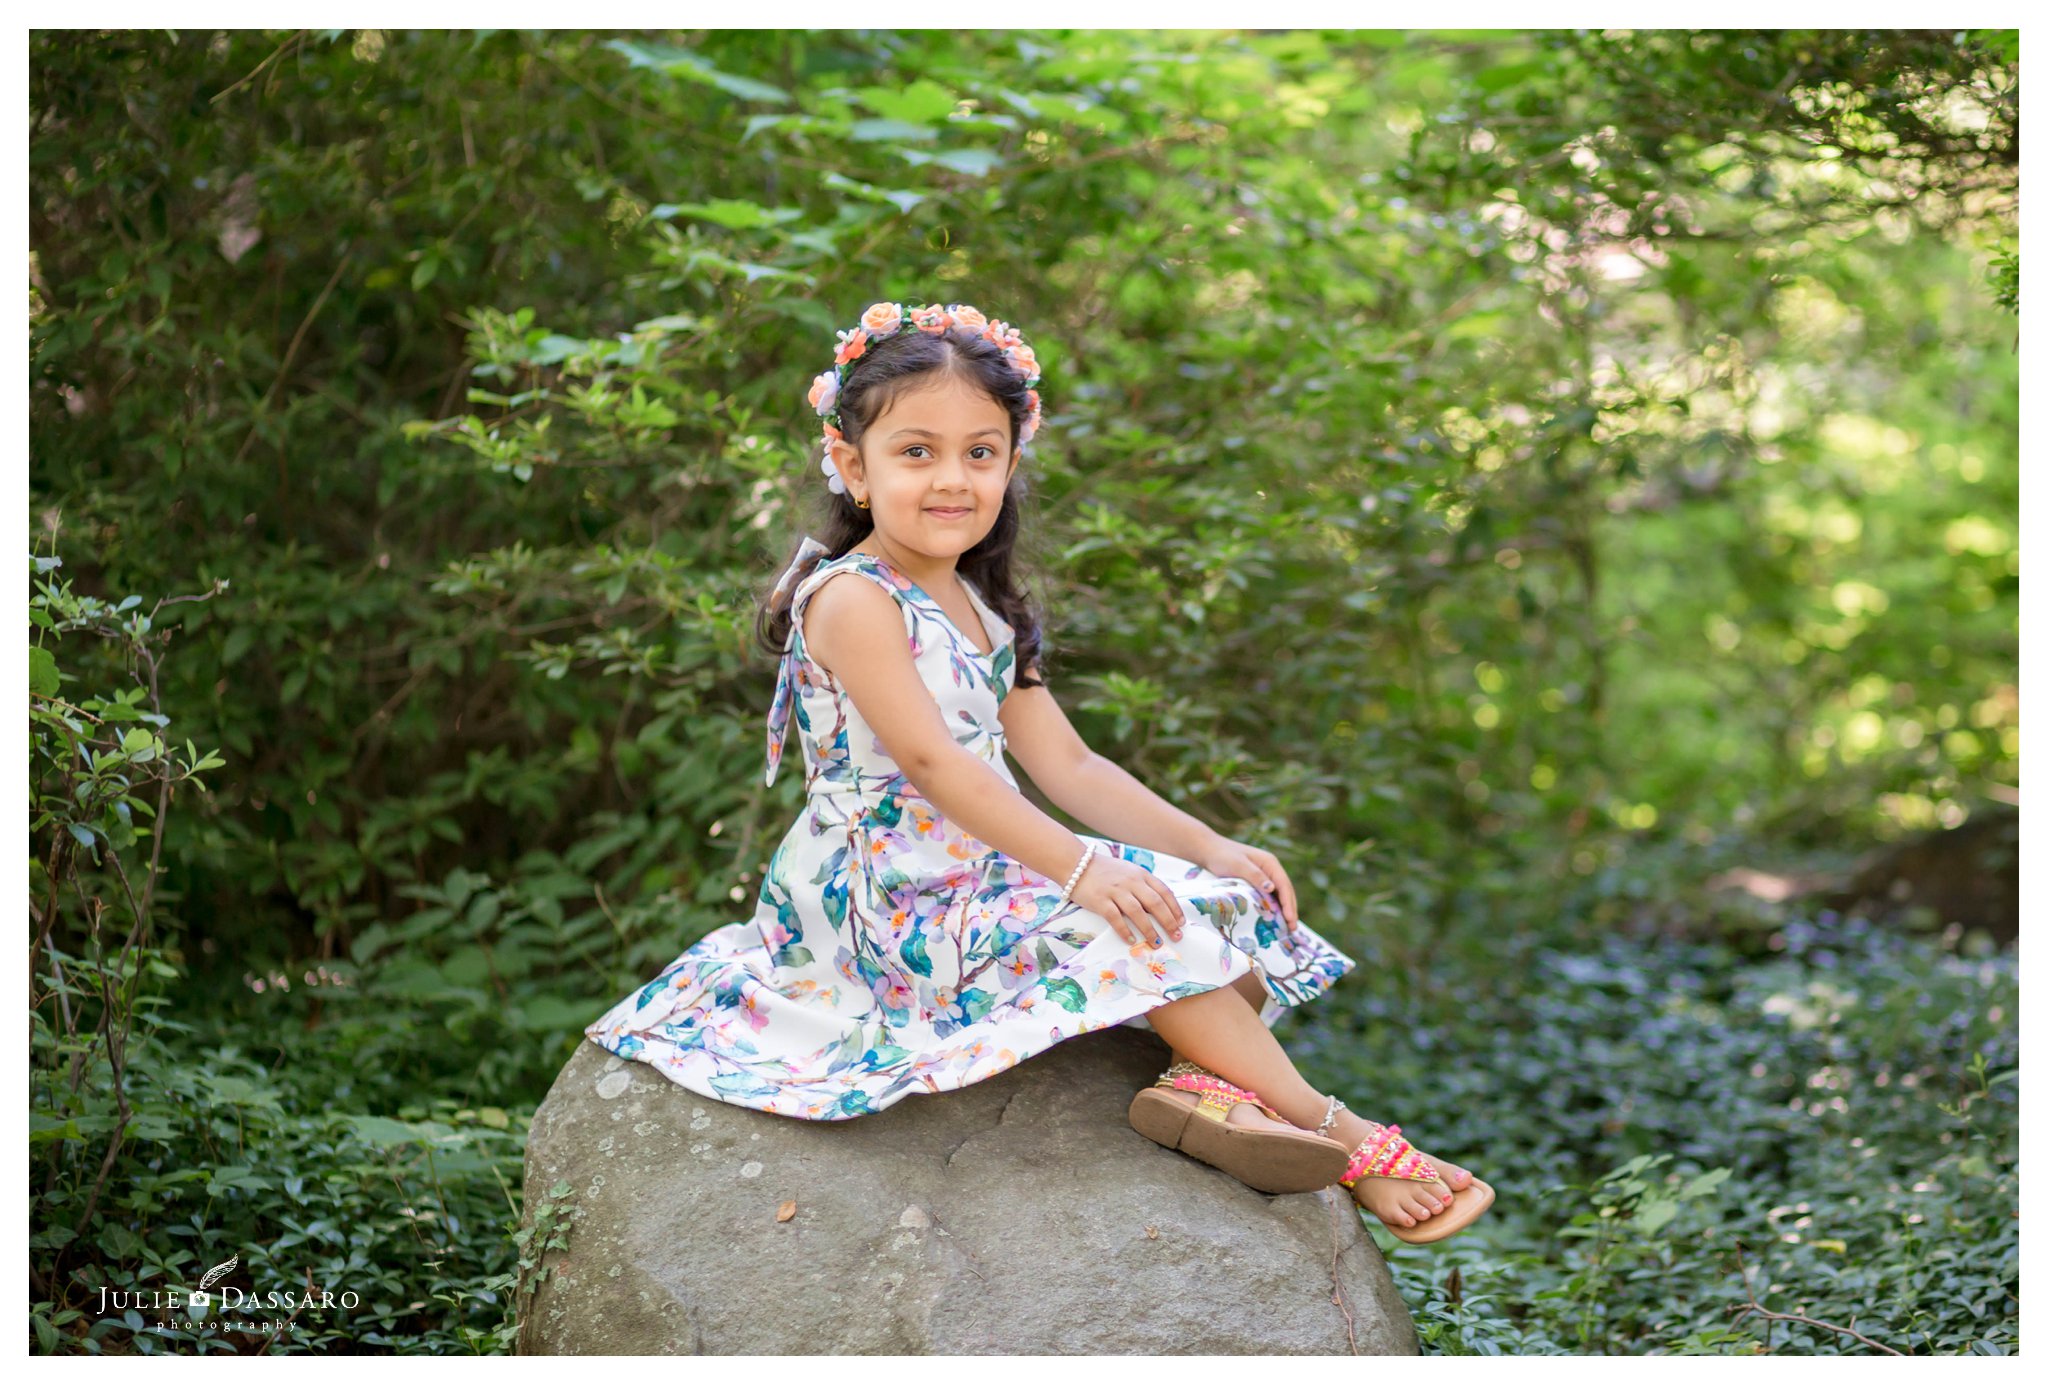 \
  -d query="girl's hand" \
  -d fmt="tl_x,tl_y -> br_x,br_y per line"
1196,837 -> 1299,932
1067,849 -> 1188,951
